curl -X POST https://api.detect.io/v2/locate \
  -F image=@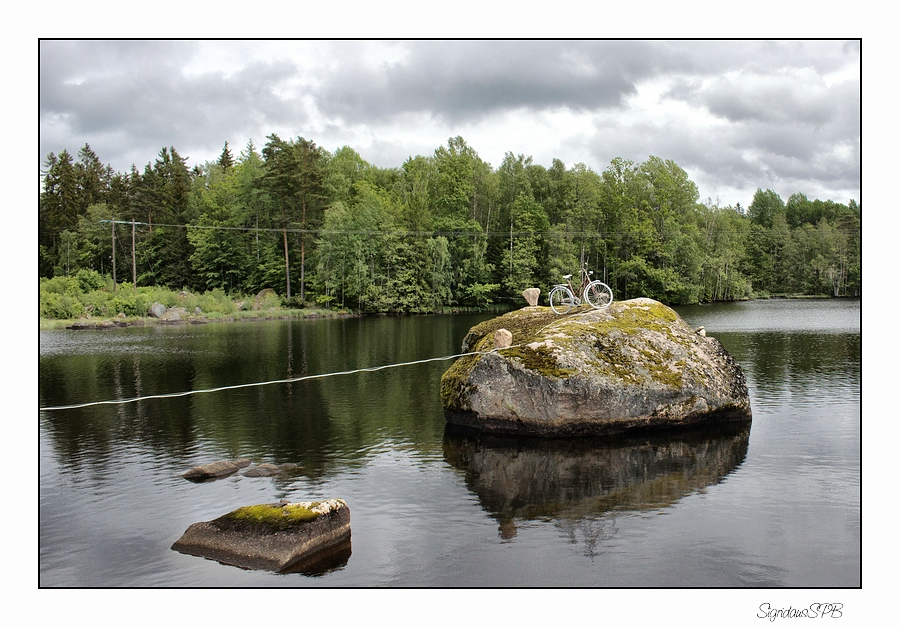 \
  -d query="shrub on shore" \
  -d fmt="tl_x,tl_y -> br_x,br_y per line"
39,270 -> 342,323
